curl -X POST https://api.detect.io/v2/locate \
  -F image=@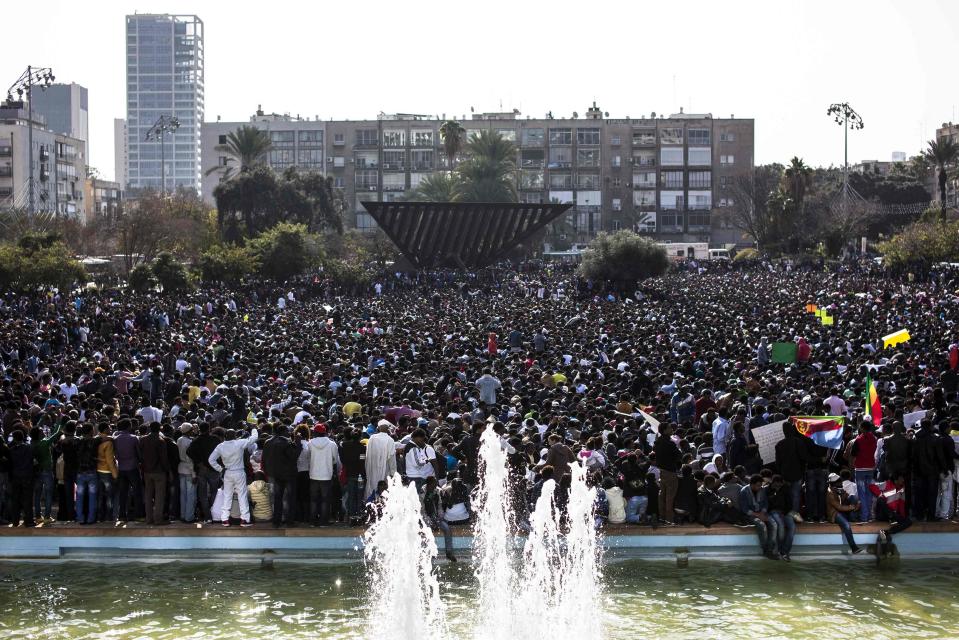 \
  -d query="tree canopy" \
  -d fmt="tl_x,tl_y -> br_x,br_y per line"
577,230 -> 668,288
